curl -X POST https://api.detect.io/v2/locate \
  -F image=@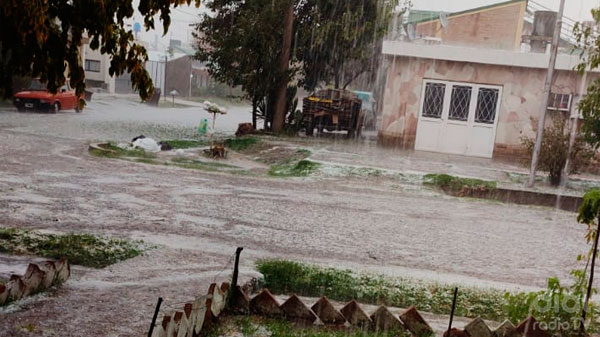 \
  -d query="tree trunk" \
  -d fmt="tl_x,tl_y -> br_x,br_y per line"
252,97 -> 257,130
272,1 -> 294,133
